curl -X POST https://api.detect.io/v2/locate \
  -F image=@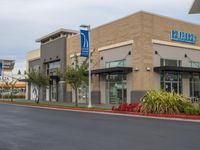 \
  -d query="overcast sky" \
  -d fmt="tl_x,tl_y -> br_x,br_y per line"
0,0 -> 199,73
